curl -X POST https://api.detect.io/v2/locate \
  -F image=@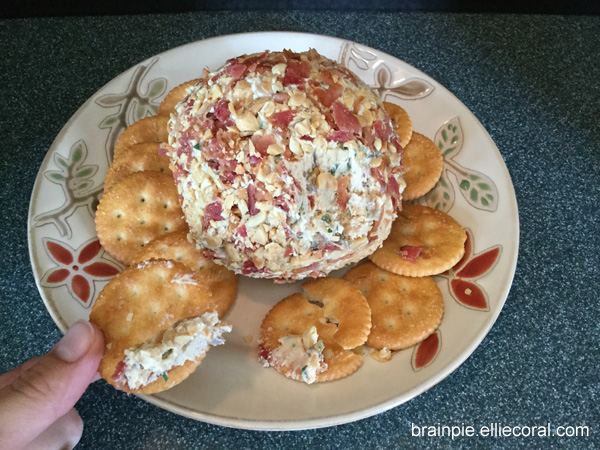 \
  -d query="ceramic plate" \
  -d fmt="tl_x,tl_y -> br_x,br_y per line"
28,32 -> 518,430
